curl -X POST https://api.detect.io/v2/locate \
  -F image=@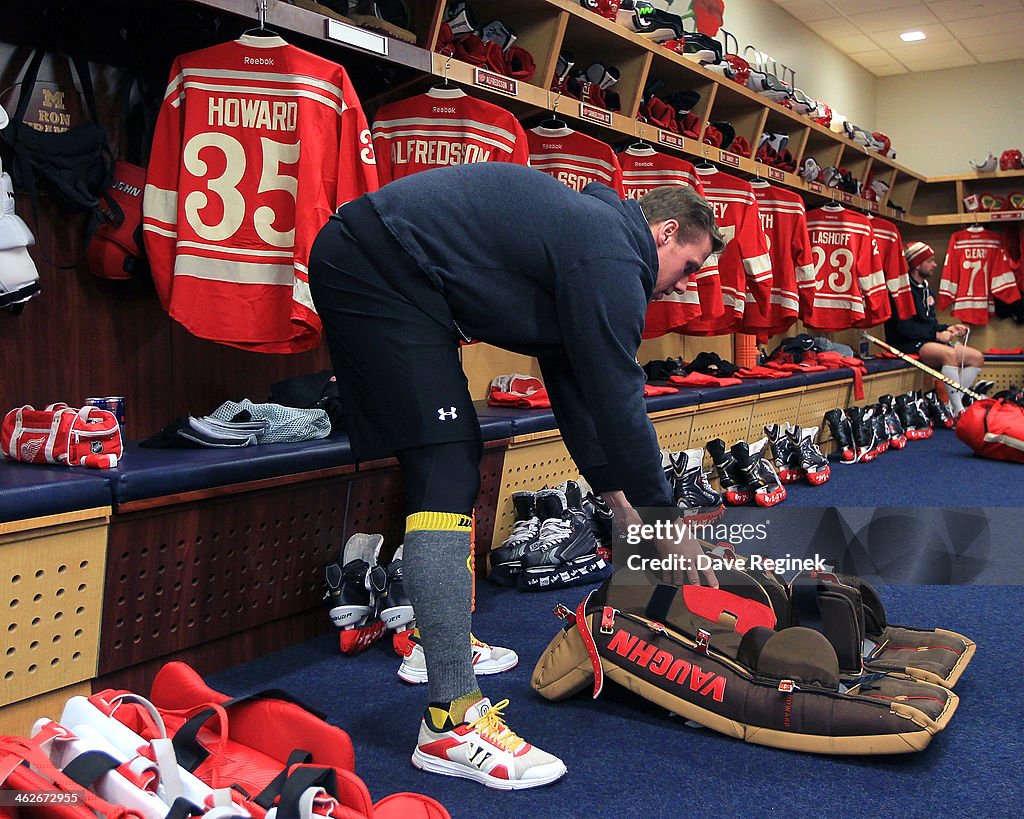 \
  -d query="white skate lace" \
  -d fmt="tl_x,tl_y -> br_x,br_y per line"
505,517 -> 539,548
536,515 -> 573,547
